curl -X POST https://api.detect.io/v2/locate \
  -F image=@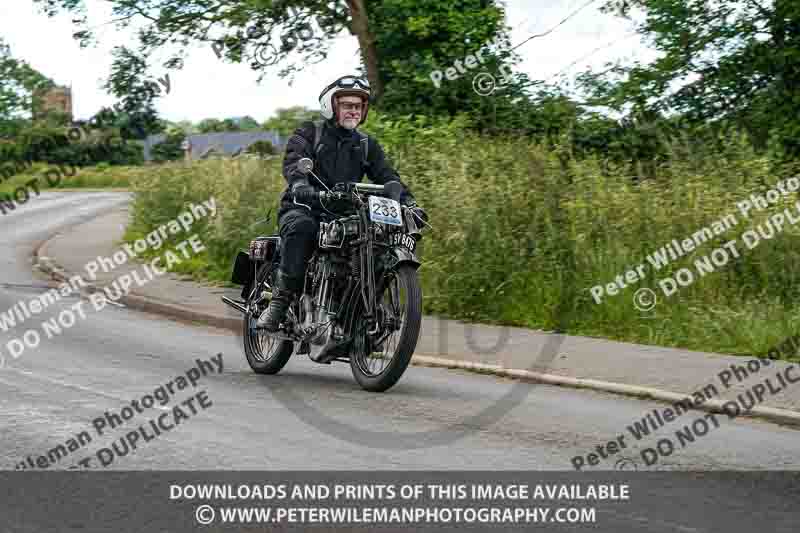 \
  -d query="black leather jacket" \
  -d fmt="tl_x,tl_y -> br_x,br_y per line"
278,119 -> 415,219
